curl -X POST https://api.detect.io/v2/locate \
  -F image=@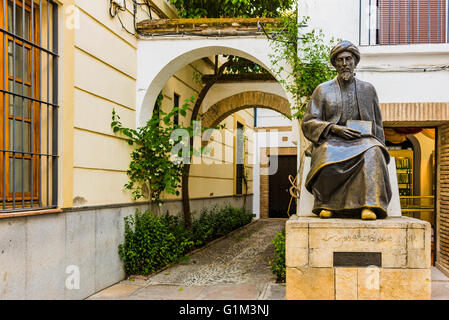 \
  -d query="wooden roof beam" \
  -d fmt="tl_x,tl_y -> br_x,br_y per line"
202,73 -> 276,83
136,17 -> 280,36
